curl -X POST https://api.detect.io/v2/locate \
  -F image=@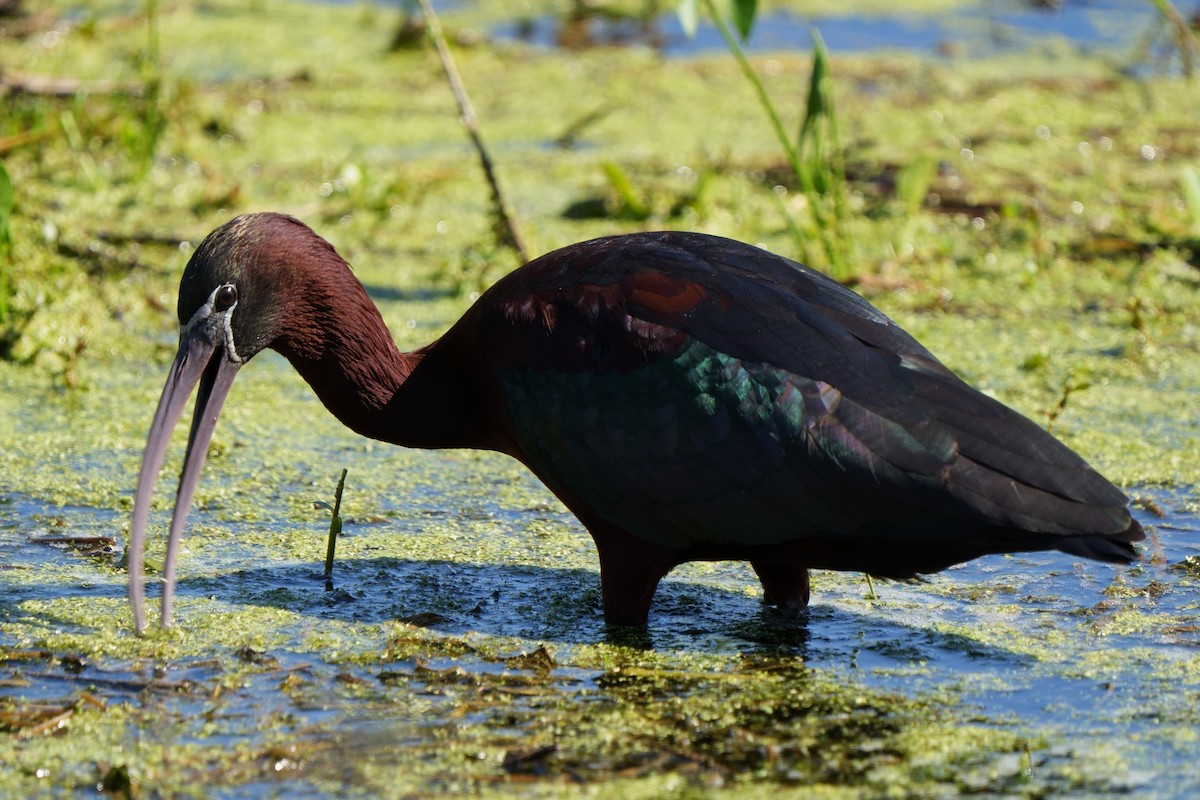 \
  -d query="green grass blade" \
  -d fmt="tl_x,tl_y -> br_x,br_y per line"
1181,165 -> 1200,234
798,29 -> 831,155
729,0 -> 758,40
896,154 -> 937,216
0,162 -> 11,322
602,161 -> 651,220
0,163 -> 13,223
